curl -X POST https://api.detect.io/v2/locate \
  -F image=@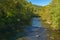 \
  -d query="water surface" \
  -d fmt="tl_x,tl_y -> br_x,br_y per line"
17,17 -> 49,40
16,17 -> 60,40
